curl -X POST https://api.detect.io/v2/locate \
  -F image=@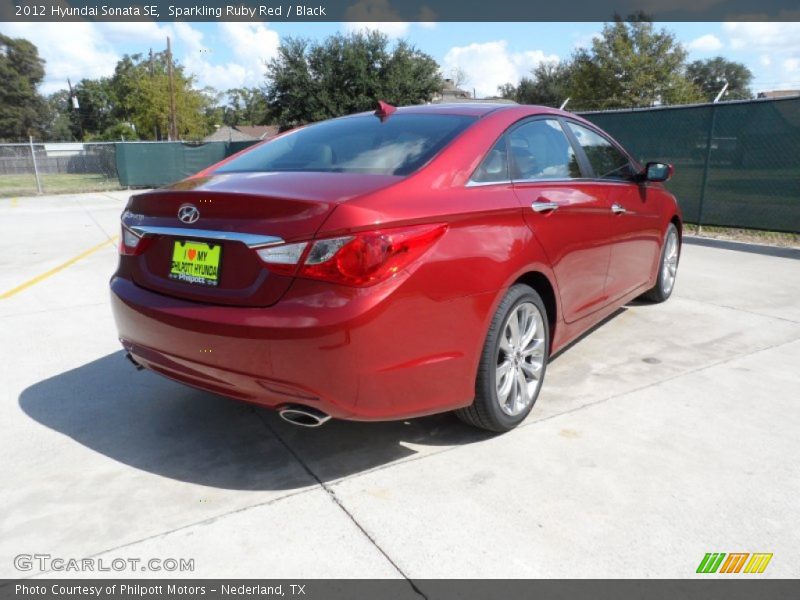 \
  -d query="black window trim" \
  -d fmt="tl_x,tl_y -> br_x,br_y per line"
466,114 -> 646,188
466,132 -> 512,187
507,116 -> 592,183
559,117 -> 643,183
467,114 -> 596,187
